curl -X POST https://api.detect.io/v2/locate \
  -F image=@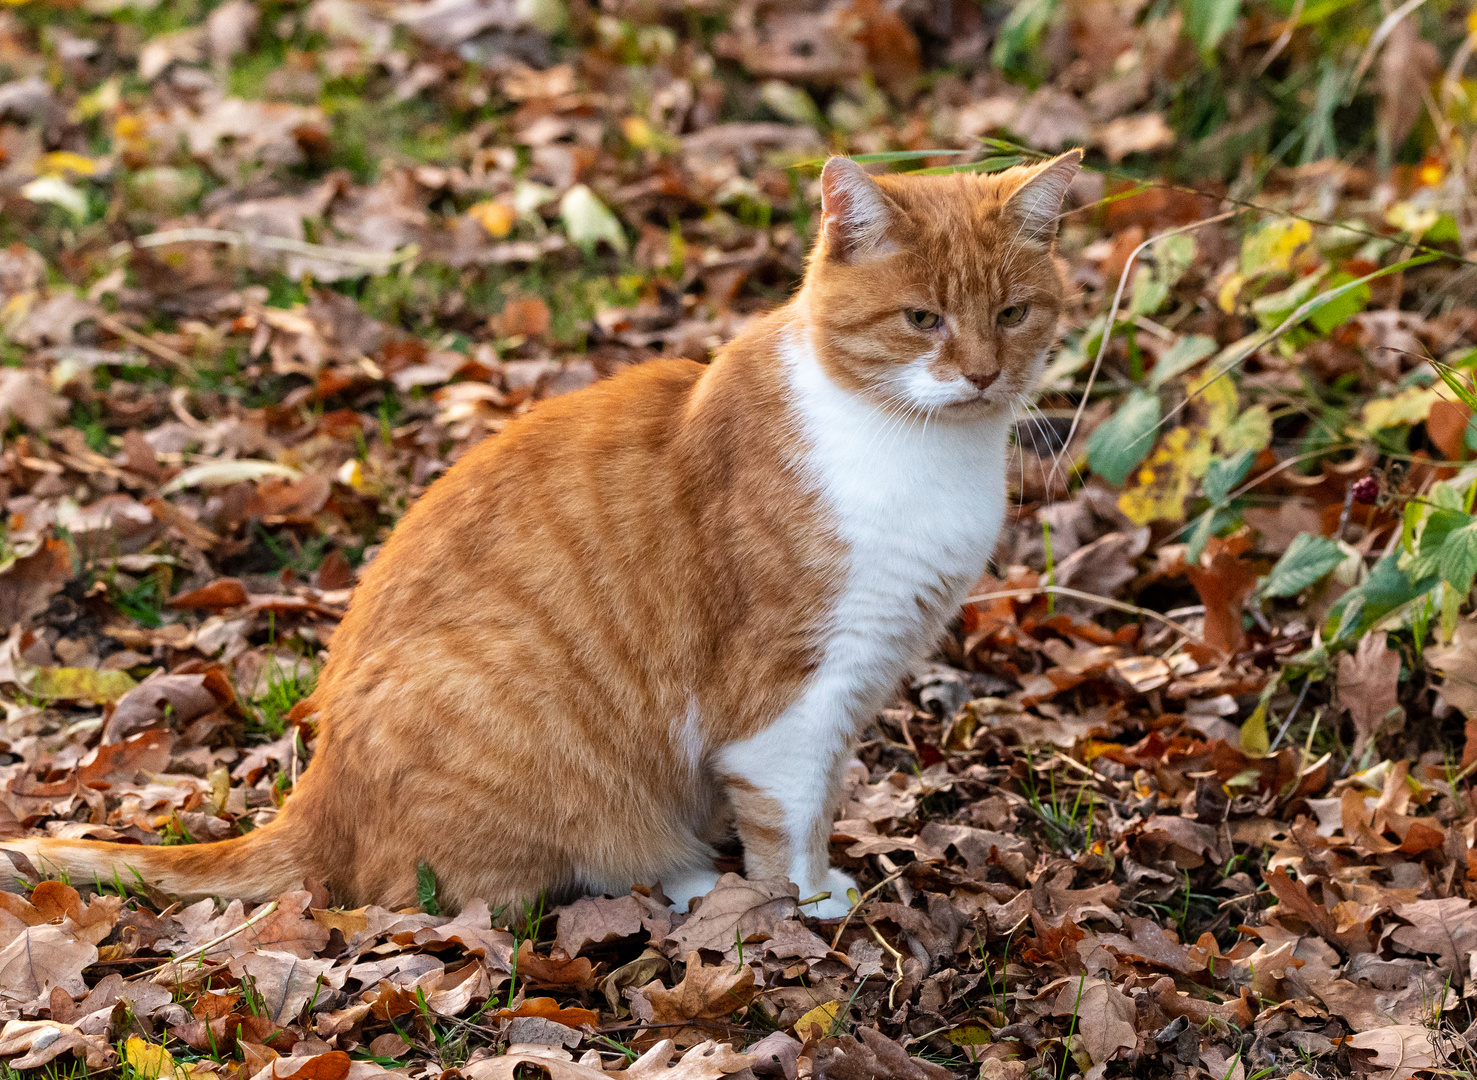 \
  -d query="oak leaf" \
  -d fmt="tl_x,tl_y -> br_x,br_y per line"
1389,897 -> 1477,976
664,875 -> 798,955
227,950 -> 341,1025
554,895 -> 644,957
0,1019 -> 115,1069
641,953 -> 757,1024
514,940 -> 596,992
